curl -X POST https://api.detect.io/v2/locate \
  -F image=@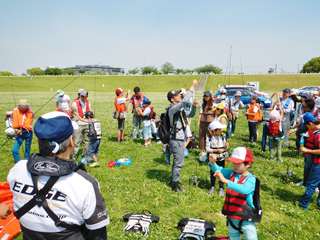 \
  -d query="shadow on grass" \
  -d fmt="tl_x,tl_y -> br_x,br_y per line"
107,136 -> 119,142
146,169 -> 171,185
153,156 -> 167,165
274,188 -> 301,203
